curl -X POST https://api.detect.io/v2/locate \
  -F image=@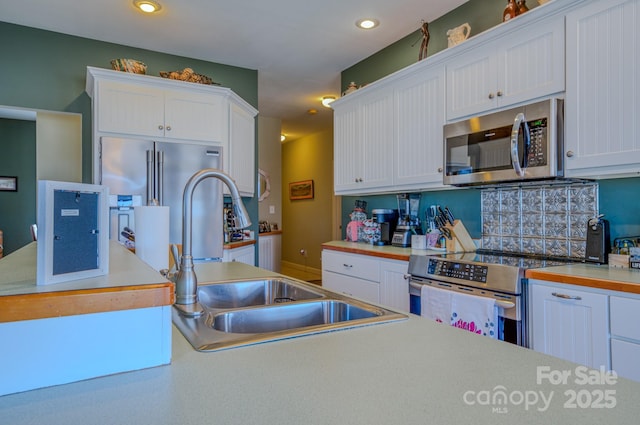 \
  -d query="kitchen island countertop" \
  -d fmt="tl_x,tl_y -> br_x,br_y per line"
1,261 -> 639,424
